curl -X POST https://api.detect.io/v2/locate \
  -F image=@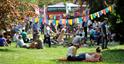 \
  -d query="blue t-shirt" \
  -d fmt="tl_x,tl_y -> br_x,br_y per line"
0,38 -> 6,46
